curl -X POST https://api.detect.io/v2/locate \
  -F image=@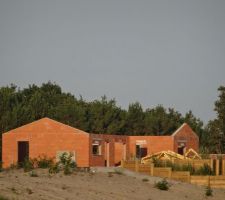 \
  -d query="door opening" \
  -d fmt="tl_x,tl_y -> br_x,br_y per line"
18,141 -> 29,165
178,146 -> 185,155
